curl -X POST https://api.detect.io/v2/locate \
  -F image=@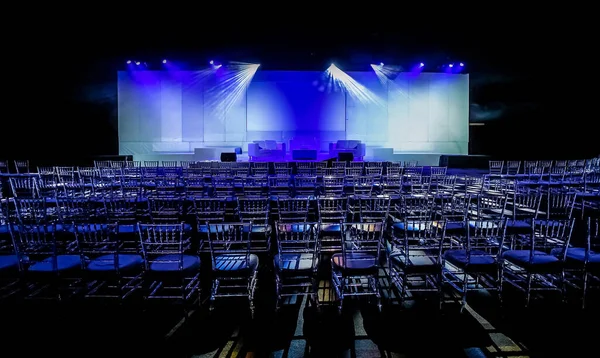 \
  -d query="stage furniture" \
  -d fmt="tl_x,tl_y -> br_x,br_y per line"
328,140 -> 365,160
248,140 -> 286,161
292,149 -> 318,160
